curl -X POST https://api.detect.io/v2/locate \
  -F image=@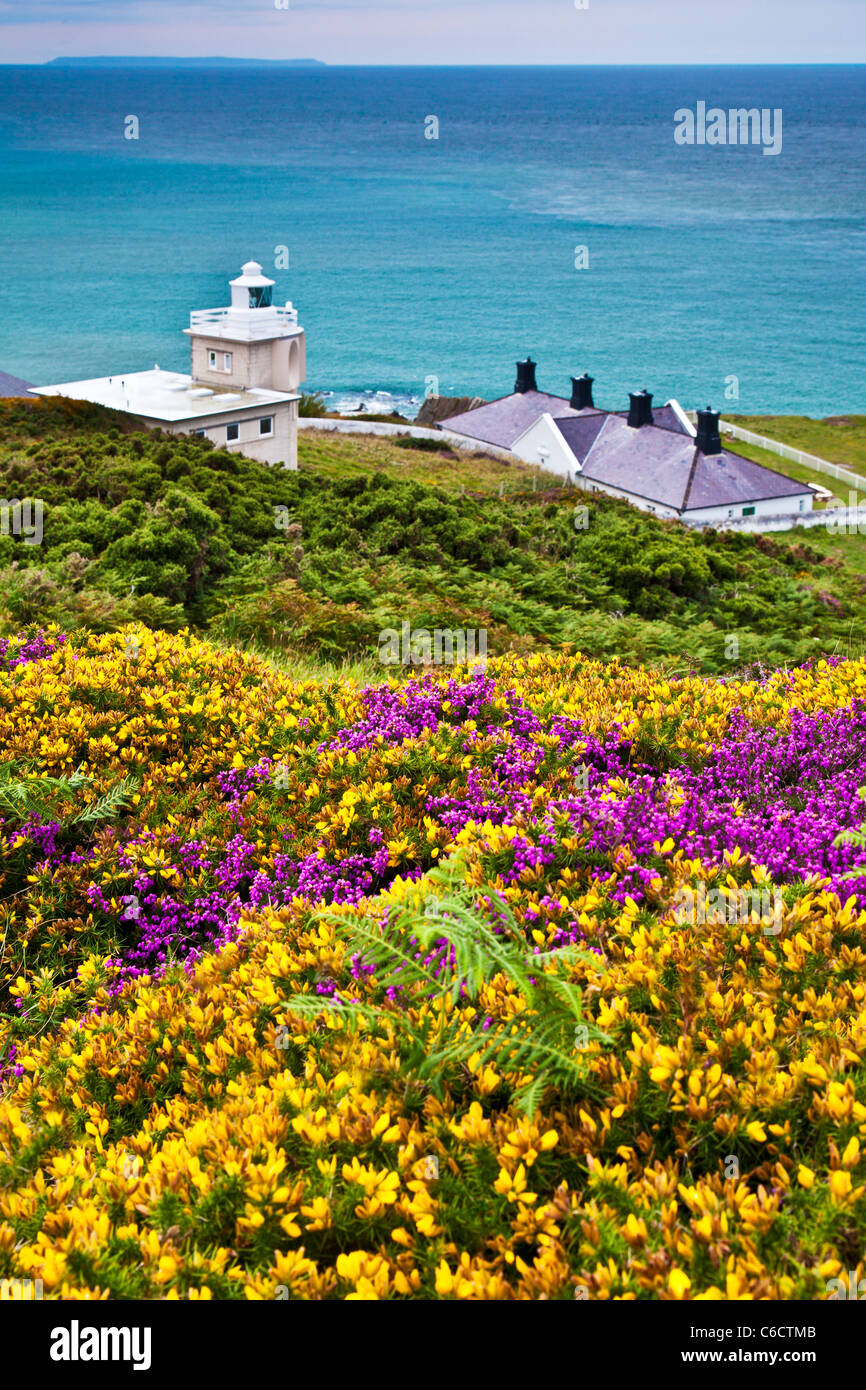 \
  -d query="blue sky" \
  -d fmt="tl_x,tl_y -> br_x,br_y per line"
0,0 -> 863,65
